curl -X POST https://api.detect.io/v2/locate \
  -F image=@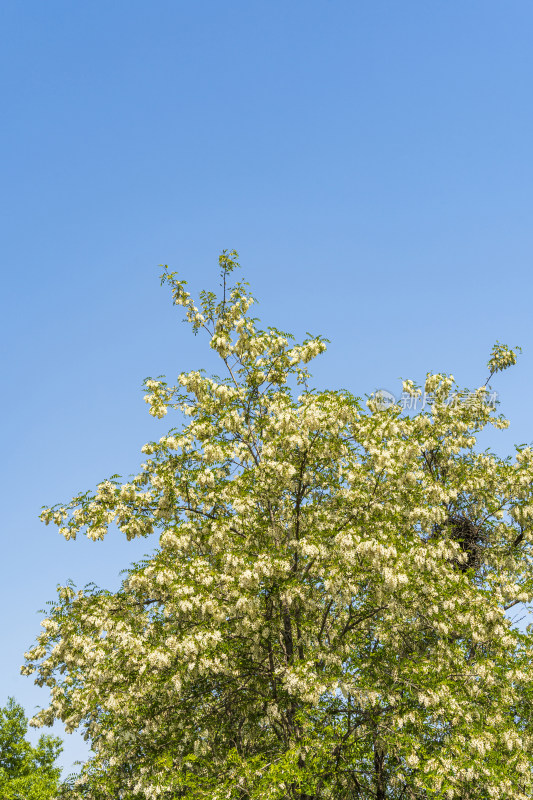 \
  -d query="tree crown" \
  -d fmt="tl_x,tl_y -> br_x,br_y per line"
0,697 -> 62,800
23,252 -> 533,800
